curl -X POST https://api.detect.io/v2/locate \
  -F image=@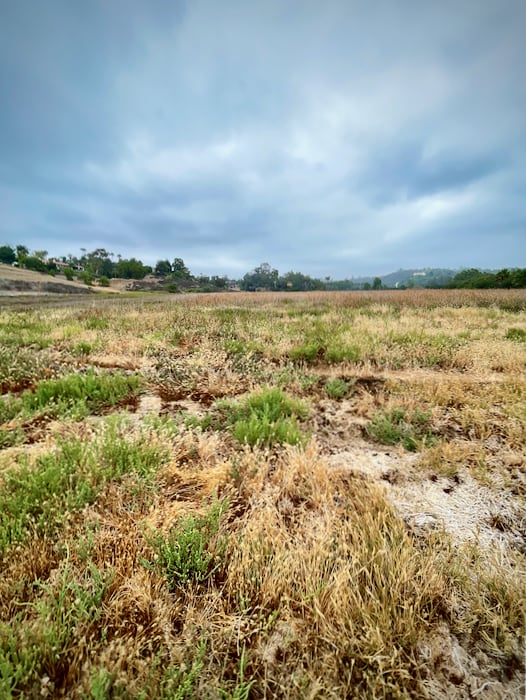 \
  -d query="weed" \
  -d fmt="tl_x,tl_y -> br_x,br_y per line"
0,370 -> 142,425
325,377 -> 354,399
145,499 -> 228,589
506,327 -> 526,342
366,407 -> 436,451
0,346 -> 51,392
158,640 -> 207,699
0,427 -> 168,556
216,388 -> 309,447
